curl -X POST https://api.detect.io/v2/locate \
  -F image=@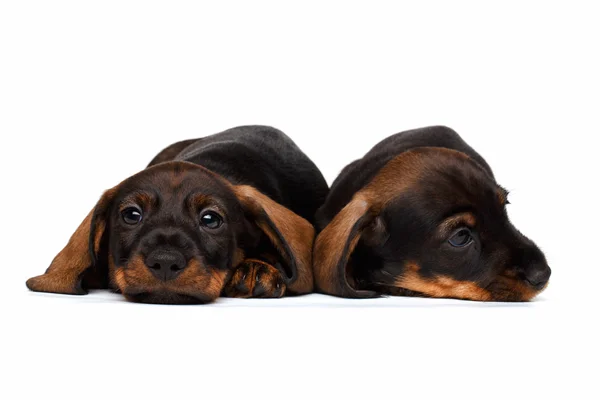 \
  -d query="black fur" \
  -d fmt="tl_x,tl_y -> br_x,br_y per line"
316,126 -> 492,229
27,125 -> 327,305
151,125 -> 328,224
315,126 -> 551,302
